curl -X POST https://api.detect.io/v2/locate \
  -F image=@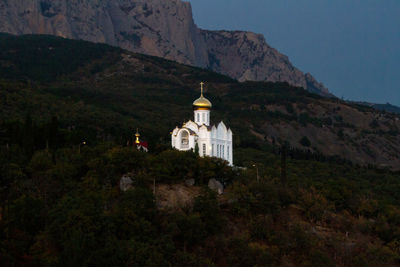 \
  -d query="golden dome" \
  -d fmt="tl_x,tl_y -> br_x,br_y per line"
193,82 -> 212,110
193,96 -> 212,109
